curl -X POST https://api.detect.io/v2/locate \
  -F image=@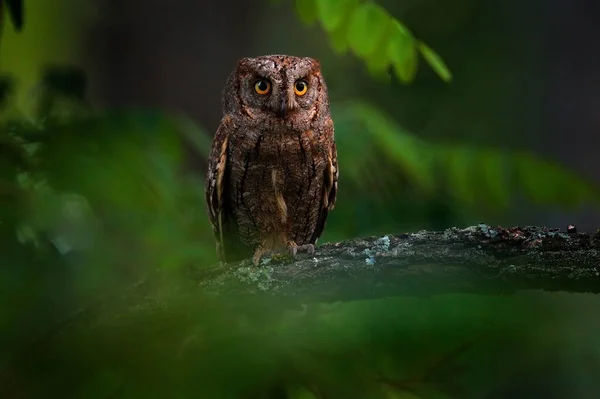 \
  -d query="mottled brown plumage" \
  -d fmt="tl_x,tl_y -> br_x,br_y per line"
205,55 -> 338,265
